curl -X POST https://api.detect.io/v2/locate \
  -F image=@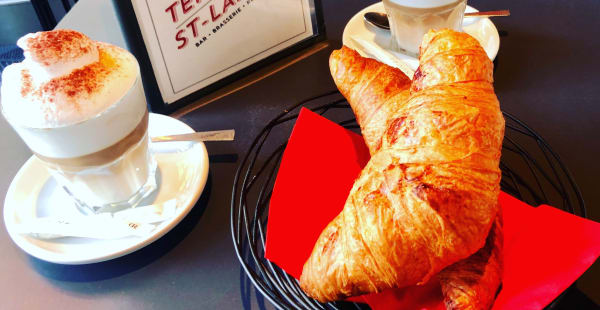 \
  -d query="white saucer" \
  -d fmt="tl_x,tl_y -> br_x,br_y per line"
342,2 -> 500,76
3,113 -> 209,265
